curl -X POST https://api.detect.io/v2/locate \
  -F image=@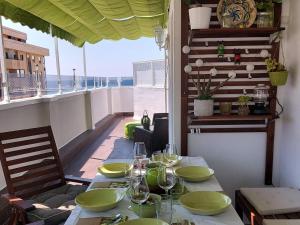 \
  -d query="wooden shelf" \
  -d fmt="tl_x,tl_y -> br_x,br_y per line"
189,27 -> 285,41
191,114 -> 272,121
189,114 -> 272,126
